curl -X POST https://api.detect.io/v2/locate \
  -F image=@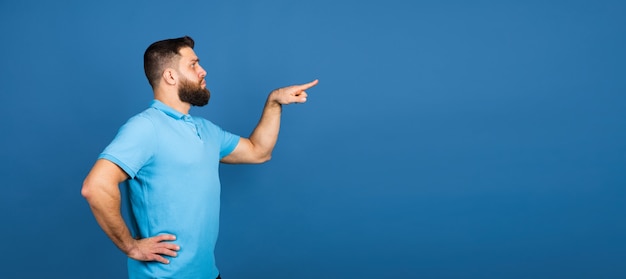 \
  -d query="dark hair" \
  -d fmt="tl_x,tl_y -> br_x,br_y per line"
143,36 -> 195,88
